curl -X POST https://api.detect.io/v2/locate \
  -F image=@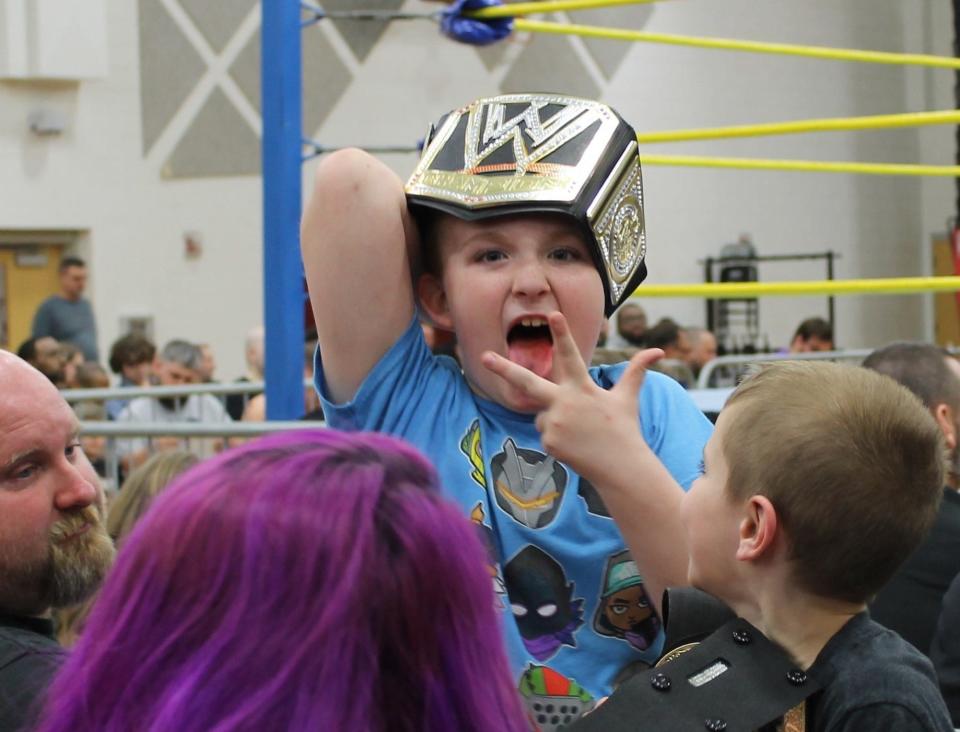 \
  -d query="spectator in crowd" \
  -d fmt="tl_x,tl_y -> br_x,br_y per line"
242,343 -> 322,422
31,256 -> 99,362
644,318 -> 694,387
684,326 -> 718,379
54,450 -> 197,648
644,318 -> 692,362
863,343 -> 960,656
592,318 -> 641,366
106,333 -> 156,420
57,344 -> 84,389
17,336 -> 65,386
615,302 -> 648,347
116,339 -> 232,466
932,573 -> 960,727
74,362 -> 109,390
106,450 -> 198,543
70,402 -> 109,481
69,361 -> 113,484
196,343 -> 217,383
788,316 -> 834,353
36,430 -> 528,732
225,326 -> 264,421
0,351 -> 115,731
494,343 -> 951,730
